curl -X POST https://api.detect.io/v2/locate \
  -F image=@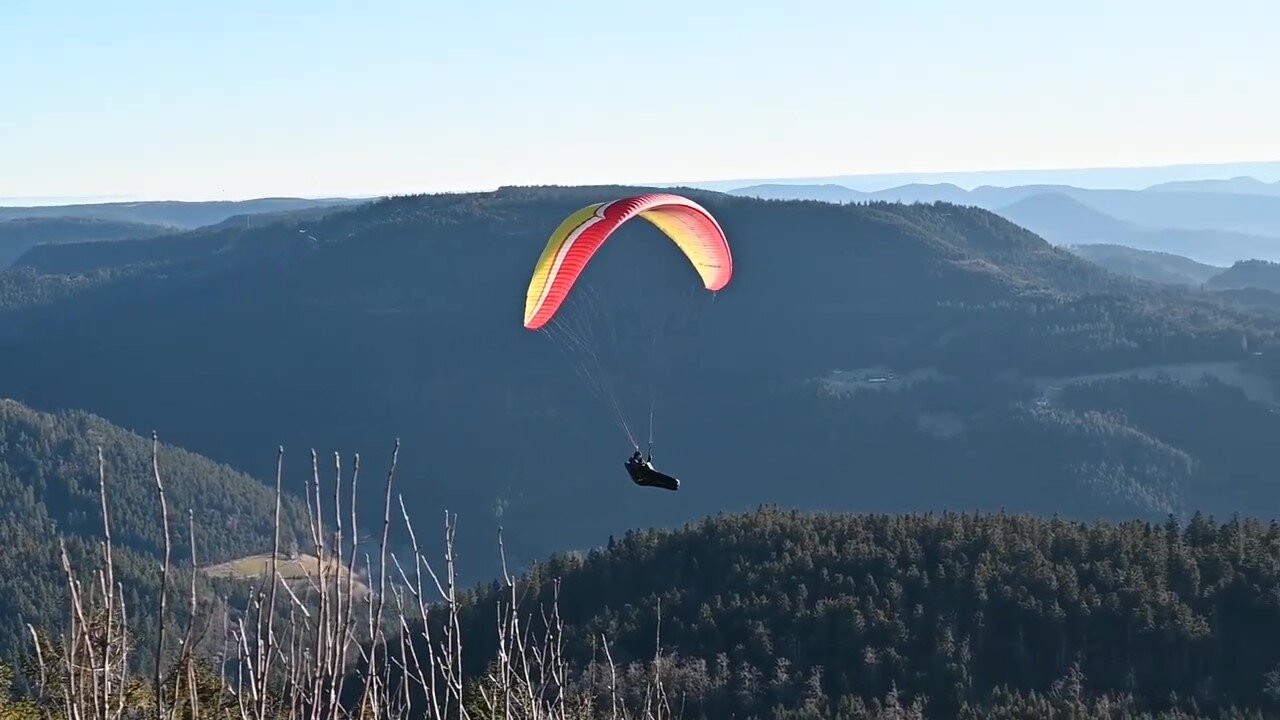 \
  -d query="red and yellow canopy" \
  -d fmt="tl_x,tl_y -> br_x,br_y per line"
523,193 -> 733,330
